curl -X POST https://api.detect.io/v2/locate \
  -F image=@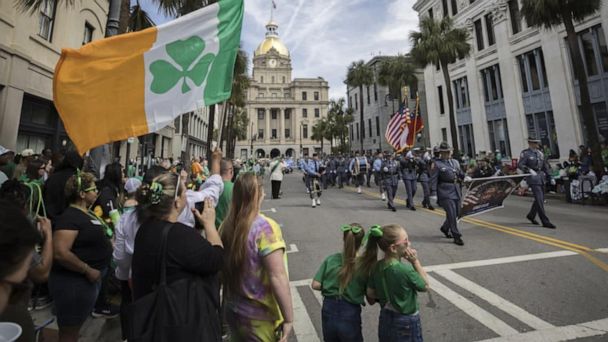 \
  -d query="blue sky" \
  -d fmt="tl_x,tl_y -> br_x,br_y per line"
138,0 -> 420,100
